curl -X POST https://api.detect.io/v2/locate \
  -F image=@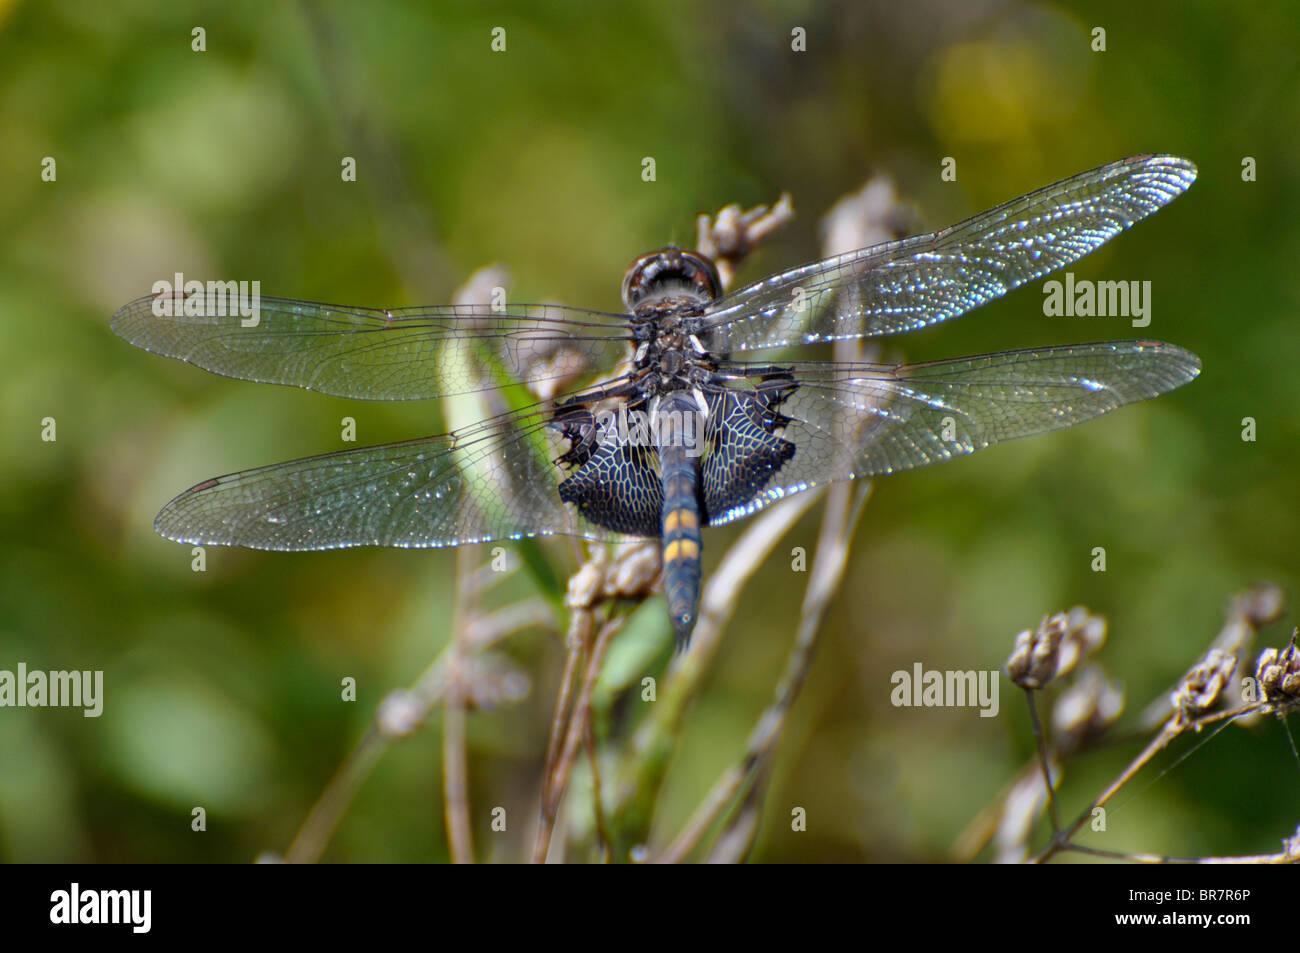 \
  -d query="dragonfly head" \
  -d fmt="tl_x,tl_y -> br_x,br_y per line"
622,247 -> 722,314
